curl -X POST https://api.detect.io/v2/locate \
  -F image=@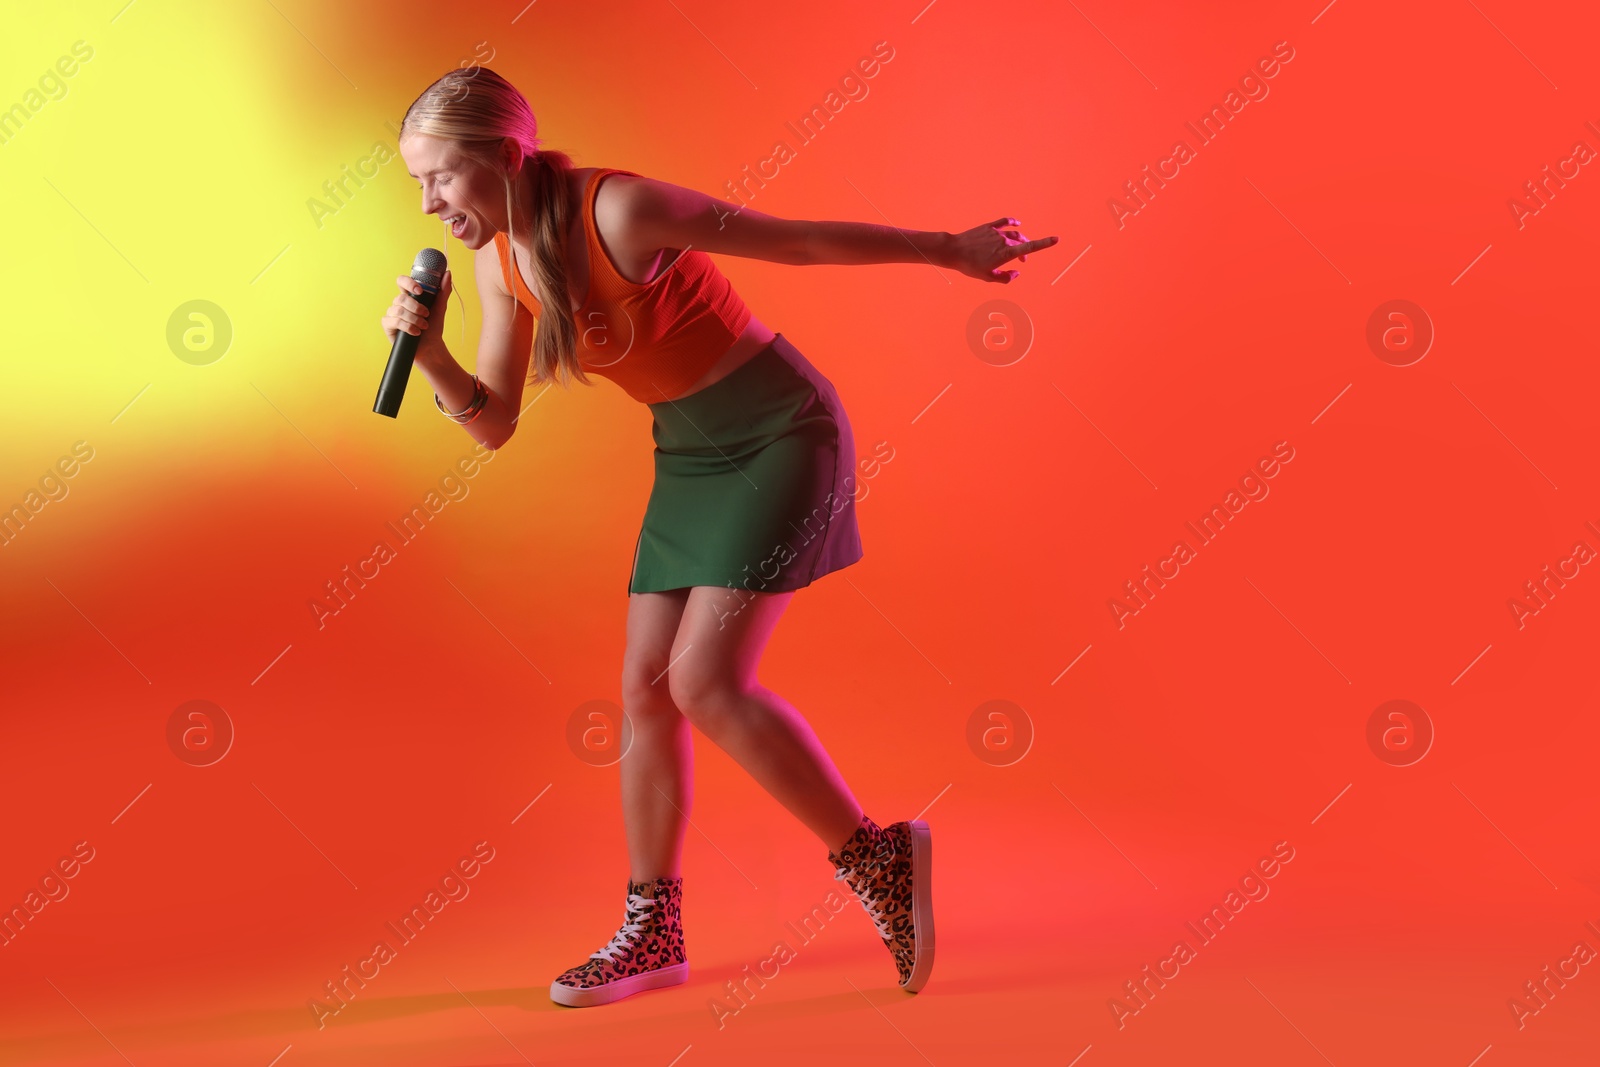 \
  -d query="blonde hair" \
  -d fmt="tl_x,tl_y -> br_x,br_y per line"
400,66 -> 591,391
